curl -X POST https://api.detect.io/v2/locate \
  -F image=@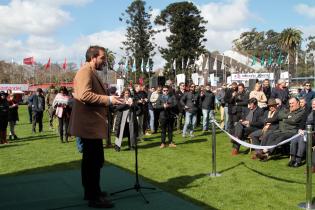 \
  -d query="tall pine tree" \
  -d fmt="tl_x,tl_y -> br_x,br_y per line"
120,0 -> 155,78
155,2 -> 207,78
